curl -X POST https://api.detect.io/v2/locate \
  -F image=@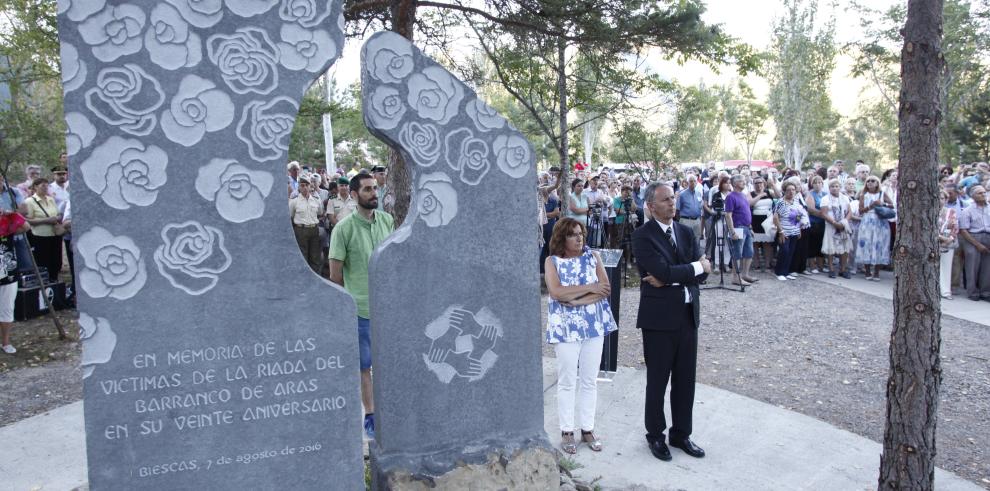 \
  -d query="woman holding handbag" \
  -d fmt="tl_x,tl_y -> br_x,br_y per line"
23,178 -> 63,282
856,176 -> 894,281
